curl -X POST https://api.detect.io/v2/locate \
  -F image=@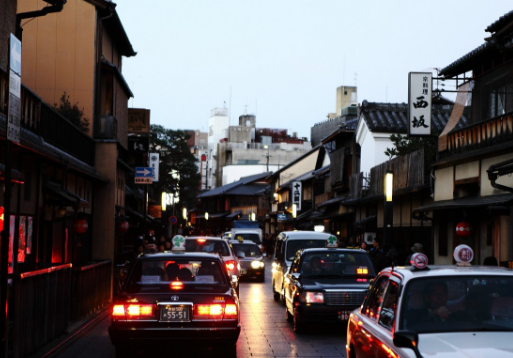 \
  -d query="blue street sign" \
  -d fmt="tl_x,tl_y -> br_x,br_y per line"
277,213 -> 286,221
135,167 -> 153,184
169,216 -> 177,225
